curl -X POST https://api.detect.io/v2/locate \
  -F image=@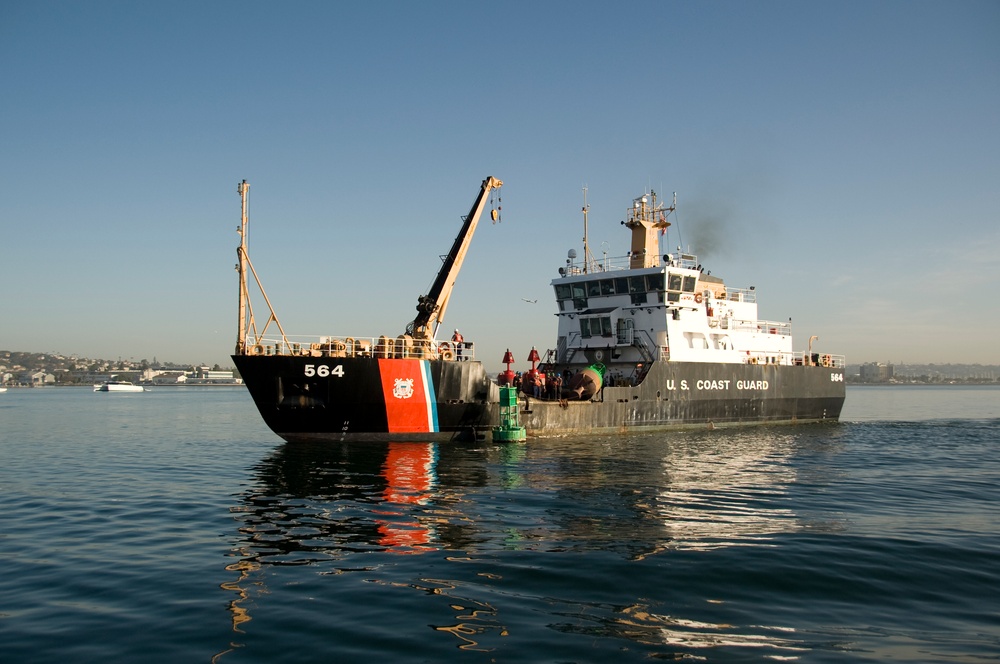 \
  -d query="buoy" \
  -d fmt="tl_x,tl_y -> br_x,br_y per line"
565,363 -> 606,400
492,386 -> 526,442
498,348 -> 516,386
